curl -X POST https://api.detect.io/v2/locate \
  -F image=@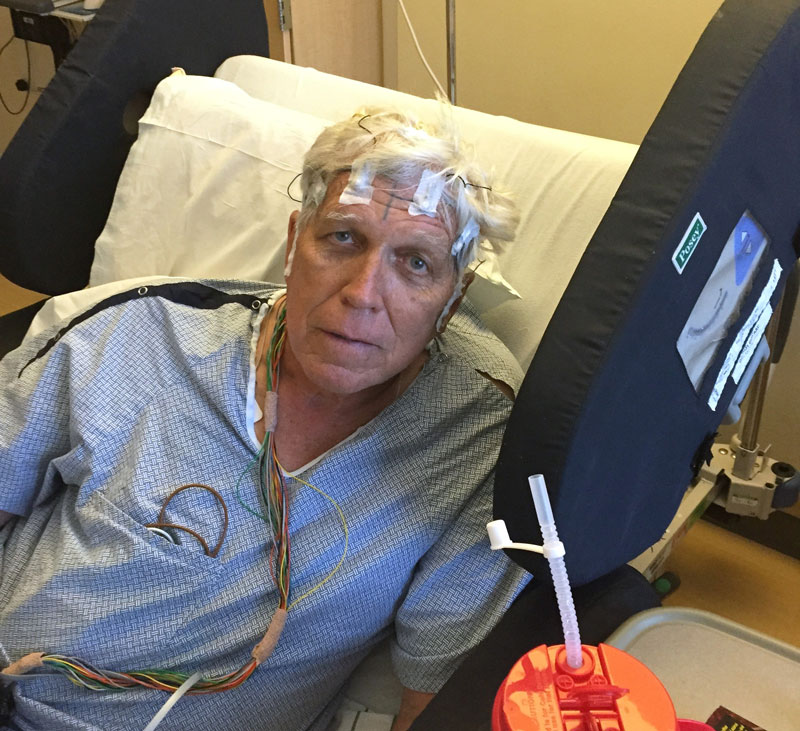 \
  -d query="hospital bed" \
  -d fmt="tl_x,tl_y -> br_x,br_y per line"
1,0 -> 799,728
